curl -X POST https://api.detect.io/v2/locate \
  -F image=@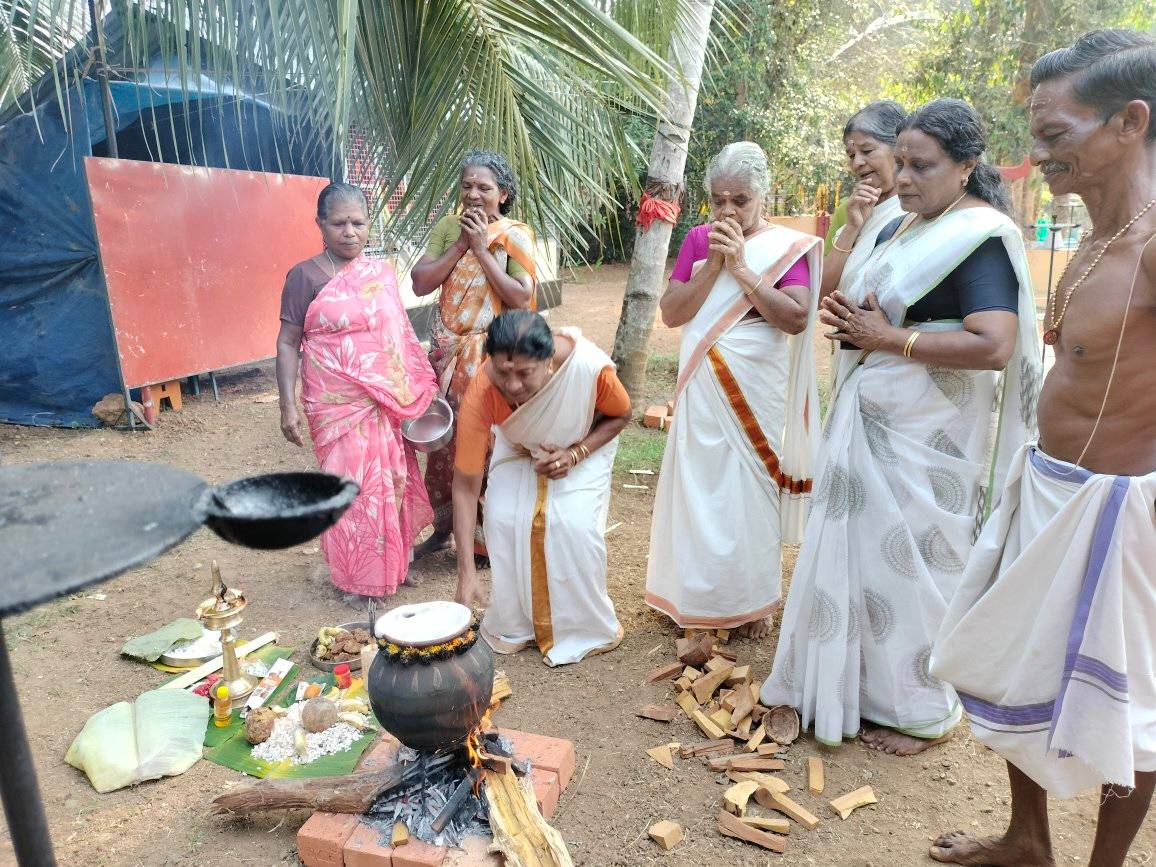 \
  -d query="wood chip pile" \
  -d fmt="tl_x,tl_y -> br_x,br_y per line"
640,629 -> 878,855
